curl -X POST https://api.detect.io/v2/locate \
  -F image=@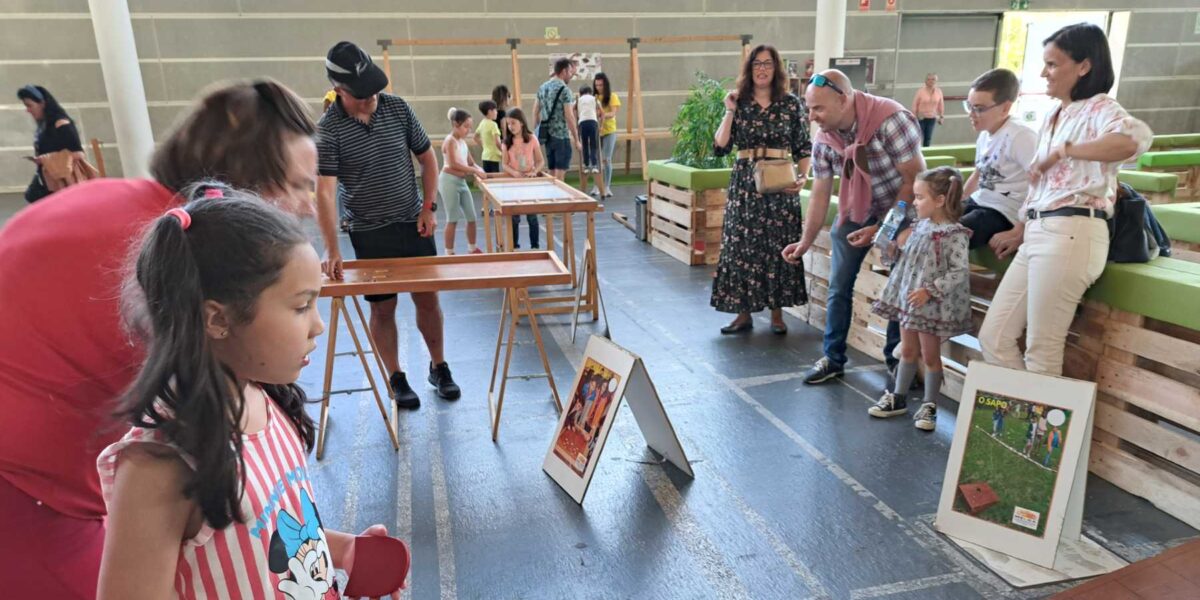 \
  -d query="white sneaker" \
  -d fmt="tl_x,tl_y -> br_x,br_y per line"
589,188 -> 600,196
603,191 -> 614,198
